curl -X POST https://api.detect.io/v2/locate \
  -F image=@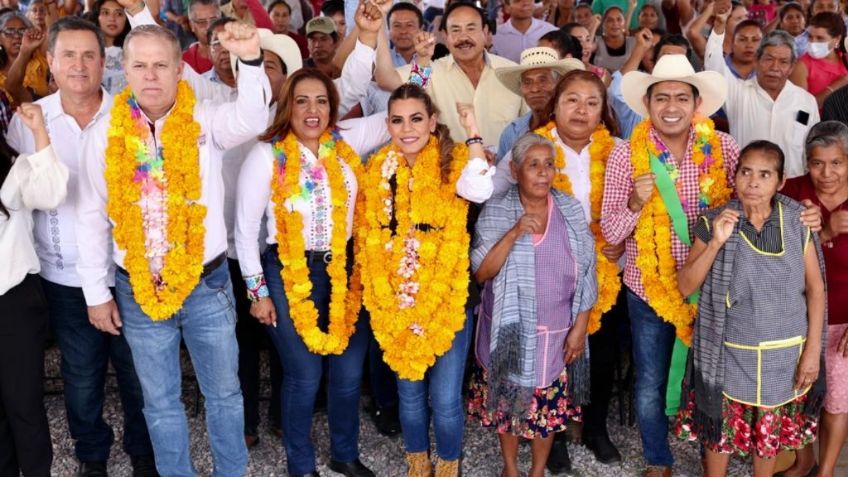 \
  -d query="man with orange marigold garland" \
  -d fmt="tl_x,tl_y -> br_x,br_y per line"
75,15 -> 271,477
600,54 -> 739,477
